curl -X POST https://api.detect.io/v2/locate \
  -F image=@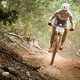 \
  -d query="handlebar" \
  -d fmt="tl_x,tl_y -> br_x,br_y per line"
48,22 -> 74,31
